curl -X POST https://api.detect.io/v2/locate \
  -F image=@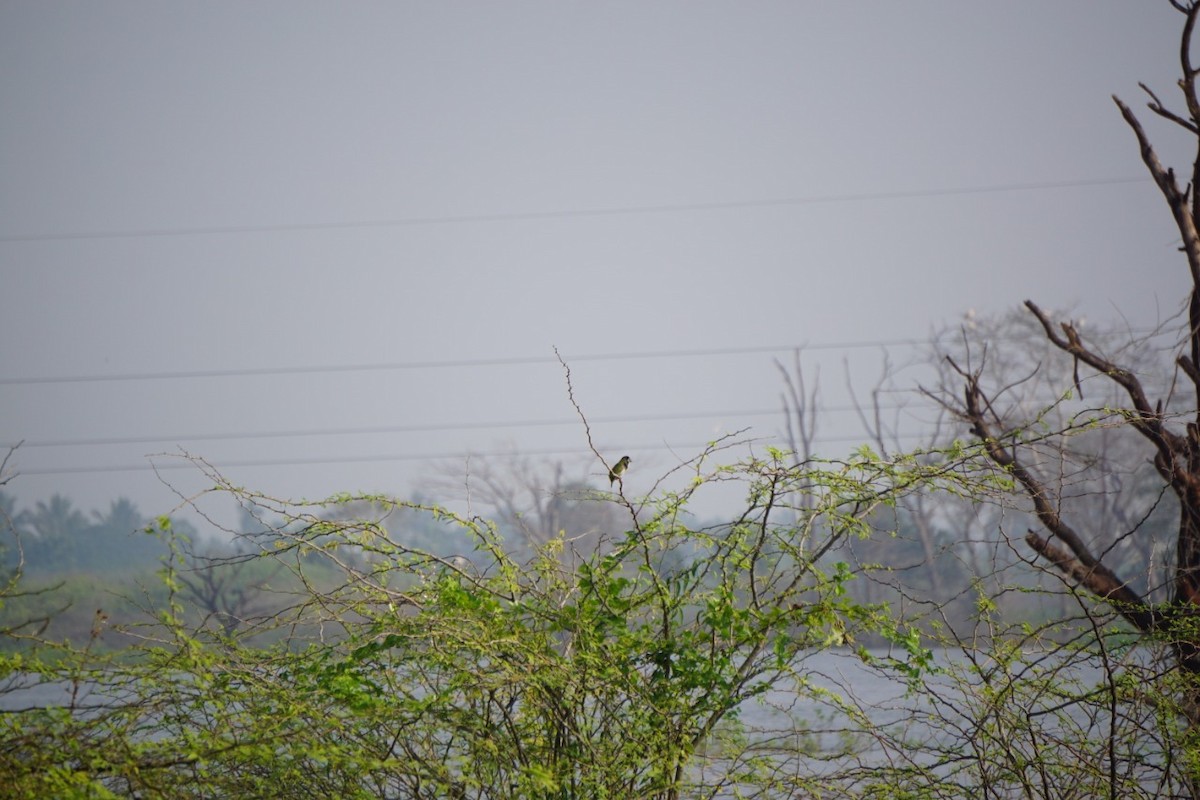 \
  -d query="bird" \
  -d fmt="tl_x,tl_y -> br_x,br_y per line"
608,455 -> 631,487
